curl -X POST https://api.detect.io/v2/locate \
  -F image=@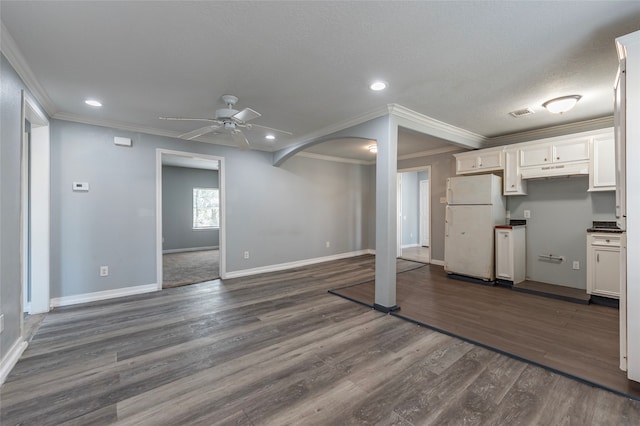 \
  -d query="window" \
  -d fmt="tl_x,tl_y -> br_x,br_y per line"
193,188 -> 219,229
